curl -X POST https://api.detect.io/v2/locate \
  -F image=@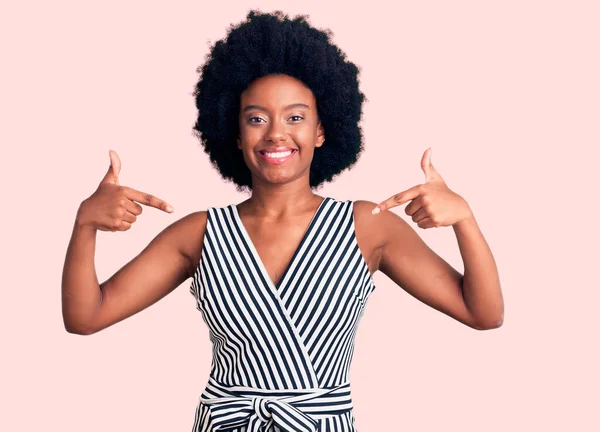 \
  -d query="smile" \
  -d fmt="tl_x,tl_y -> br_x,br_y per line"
257,149 -> 297,165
